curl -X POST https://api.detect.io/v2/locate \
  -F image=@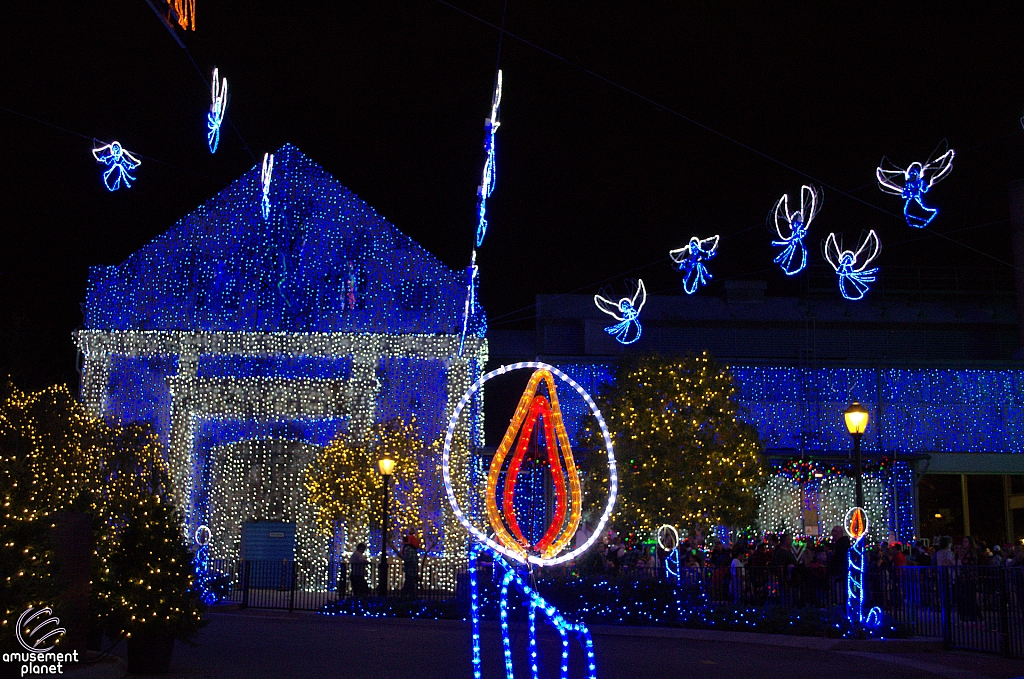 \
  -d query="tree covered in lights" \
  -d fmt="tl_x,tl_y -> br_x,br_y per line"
306,417 -> 430,554
0,381 -> 204,646
584,353 -> 767,537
